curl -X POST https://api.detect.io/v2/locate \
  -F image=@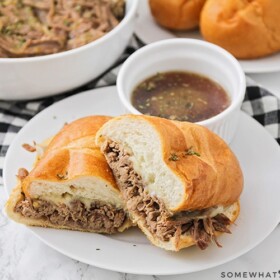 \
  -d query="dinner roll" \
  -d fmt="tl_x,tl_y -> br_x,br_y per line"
200,0 -> 280,59
149,0 -> 206,30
